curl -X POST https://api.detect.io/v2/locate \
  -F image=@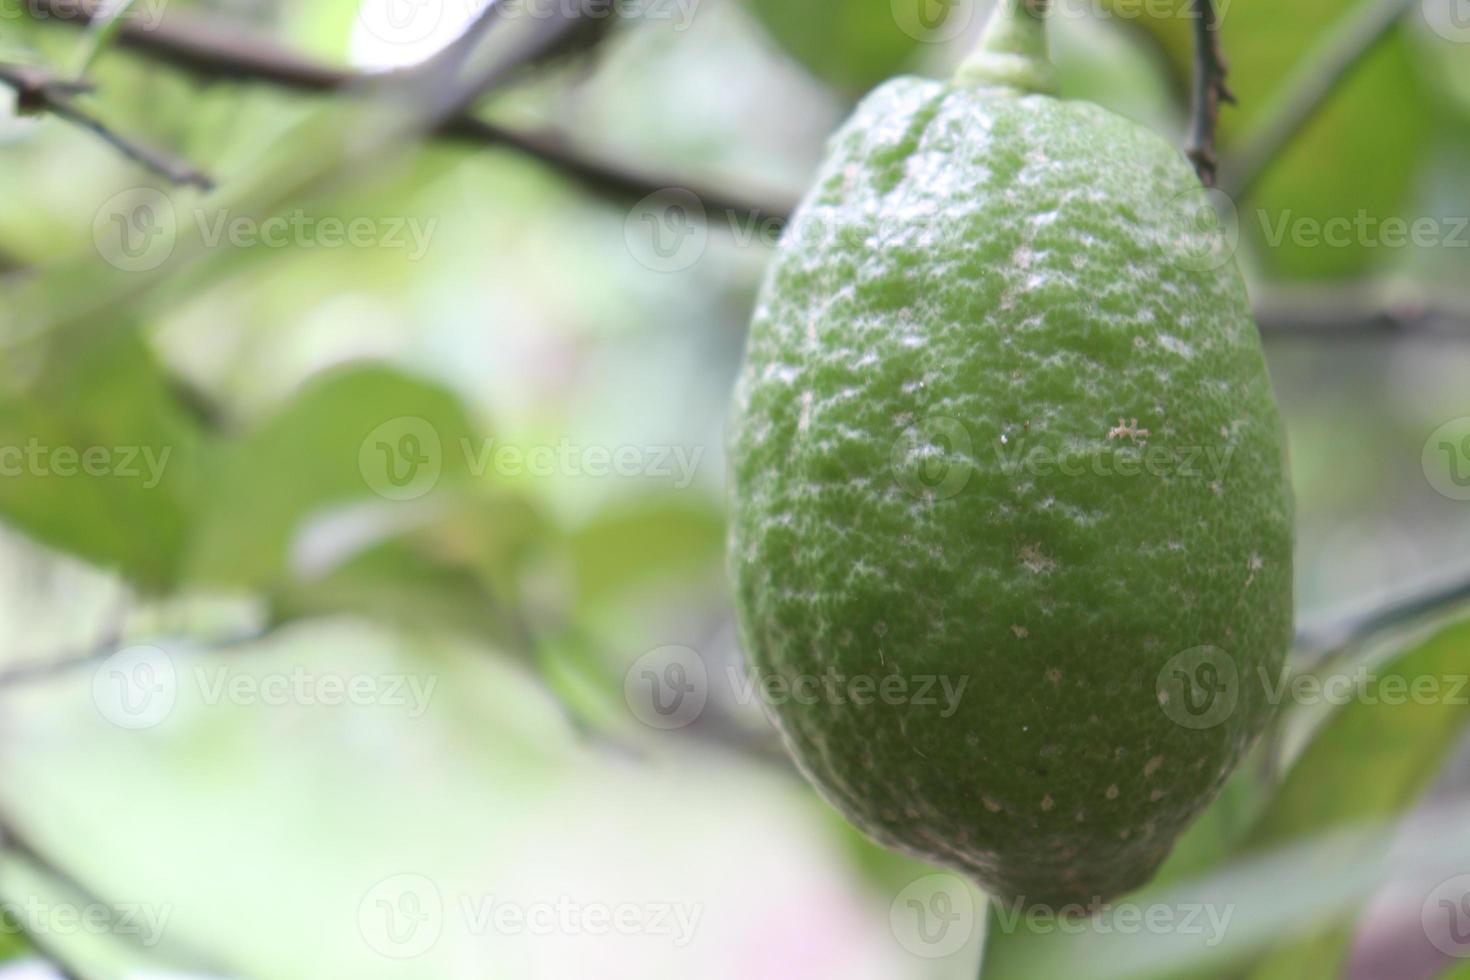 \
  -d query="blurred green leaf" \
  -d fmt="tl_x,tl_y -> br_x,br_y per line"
981,619 -> 1470,980
742,0 -> 941,96
272,490 -> 548,649
1101,0 -> 1437,281
186,365 -> 486,589
0,328 -> 205,591
1236,617 -> 1470,979
70,0 -> 140,75
567,494 -> 725,604
0,908 -> 34,963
